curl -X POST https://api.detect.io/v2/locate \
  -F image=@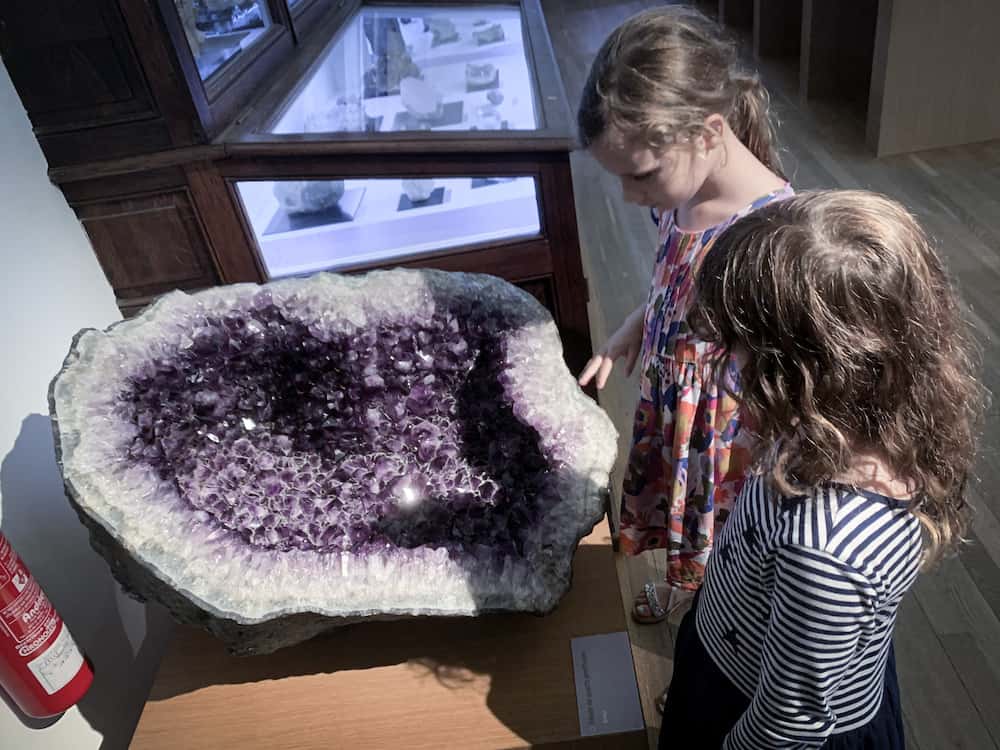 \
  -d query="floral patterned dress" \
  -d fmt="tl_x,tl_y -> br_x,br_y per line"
619,185 -> 794,590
